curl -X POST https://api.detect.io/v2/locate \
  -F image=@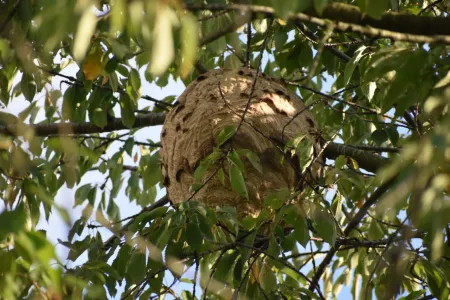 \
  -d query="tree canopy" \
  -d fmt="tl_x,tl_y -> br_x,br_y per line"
1,0 -> 450,299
